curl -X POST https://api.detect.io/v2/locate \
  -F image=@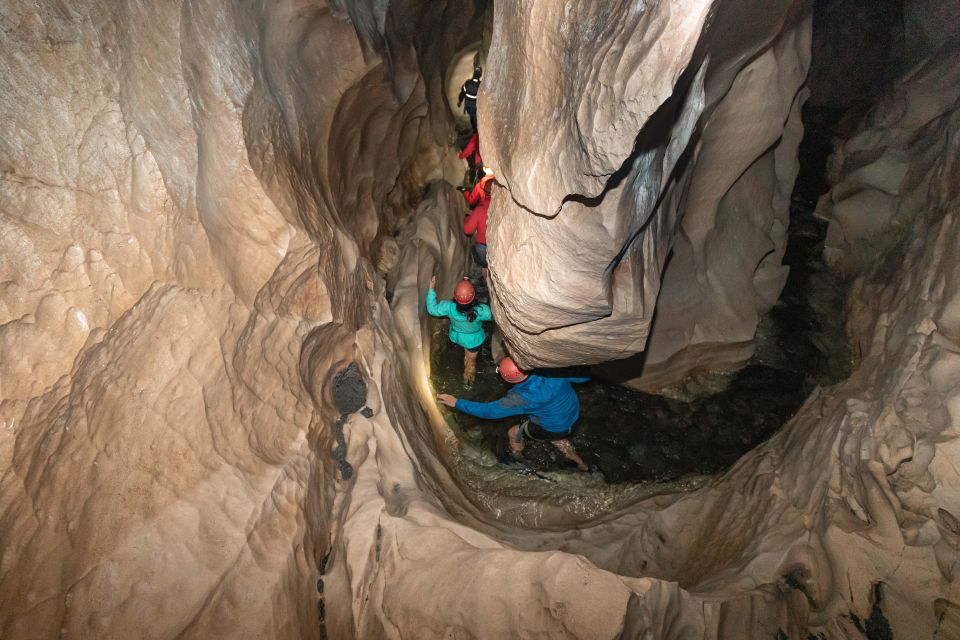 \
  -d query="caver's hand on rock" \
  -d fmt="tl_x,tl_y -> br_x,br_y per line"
429,275 -> 437,289
436,393 -> 457,408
